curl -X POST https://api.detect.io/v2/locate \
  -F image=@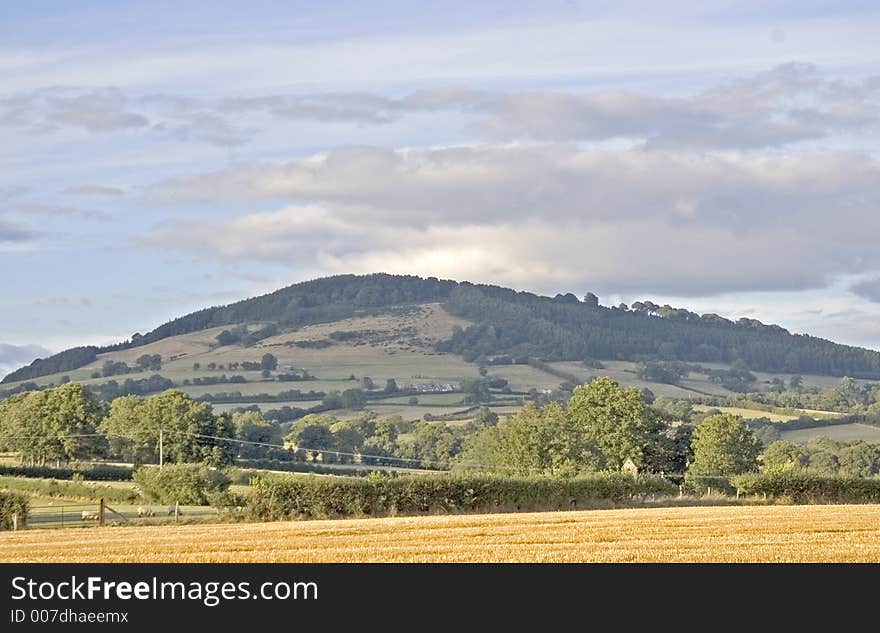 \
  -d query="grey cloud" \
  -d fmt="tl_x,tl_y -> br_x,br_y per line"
142,144 -> 880,297
3,63 -> 878,149
0,86 -> 149,134
14,202 -> 111,222
851,278 -> 880,303
0,186 -> 30,201
61,184 -> 125,197
0,218 -> 39,244
0,343 -> 51,379
215,63 -> 880,150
